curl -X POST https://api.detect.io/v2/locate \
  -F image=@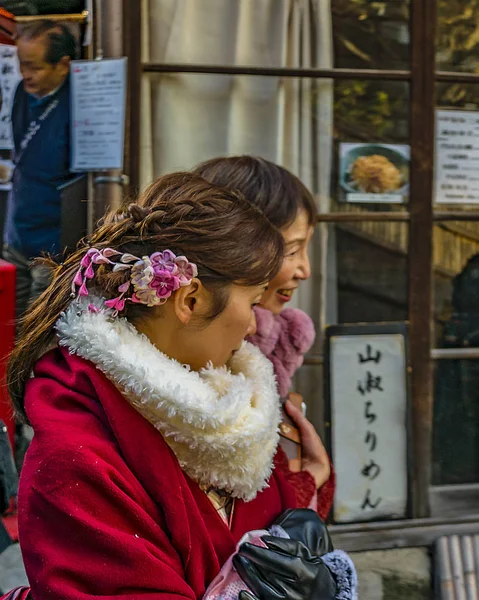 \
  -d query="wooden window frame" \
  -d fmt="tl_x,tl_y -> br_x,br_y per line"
123,0 -> 479,534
